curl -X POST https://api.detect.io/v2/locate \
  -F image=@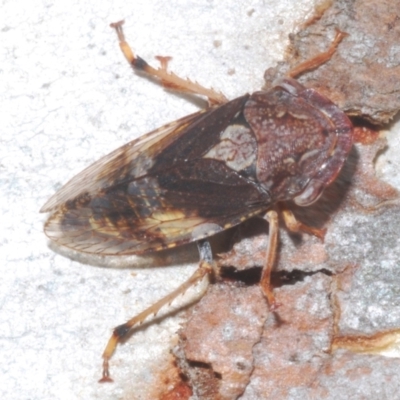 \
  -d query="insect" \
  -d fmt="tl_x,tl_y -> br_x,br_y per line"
40,21 -> 353,382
